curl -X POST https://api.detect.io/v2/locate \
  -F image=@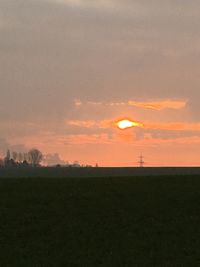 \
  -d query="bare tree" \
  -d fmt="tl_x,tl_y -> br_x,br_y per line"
12,151 -> 18,162
18,152 -> 23,163
4,149 -> 11,166
73,161 -> 80,167
23,153 -> 29,163
0,158 -> 4,167
28,149 -> 43,166
6,149 -> 10,161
